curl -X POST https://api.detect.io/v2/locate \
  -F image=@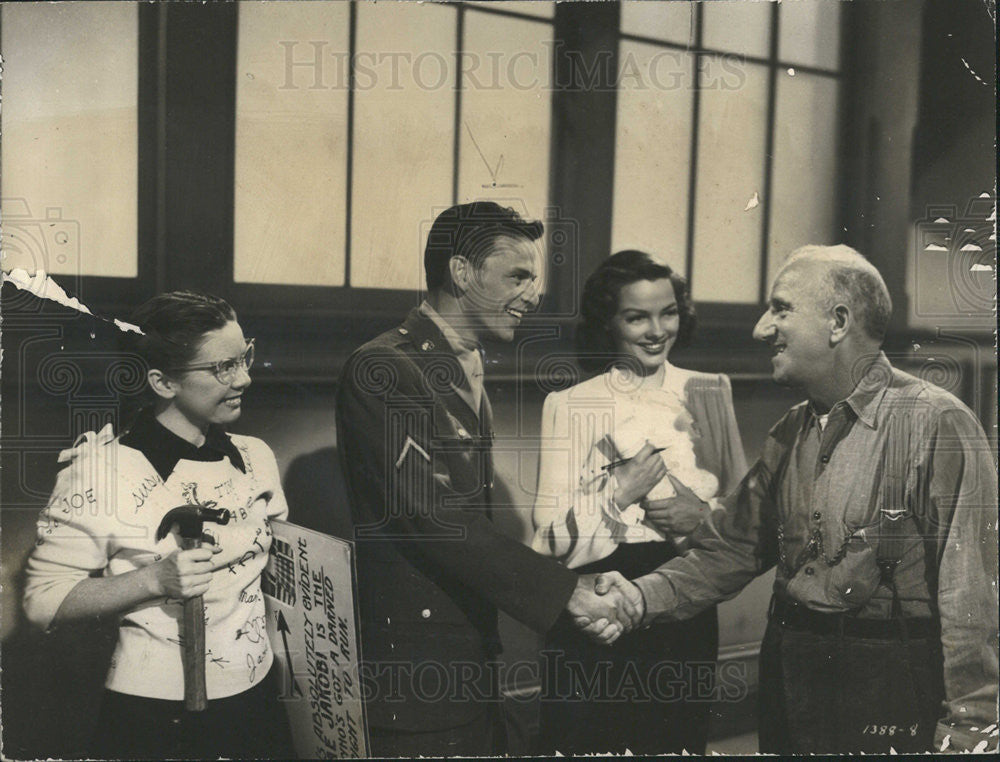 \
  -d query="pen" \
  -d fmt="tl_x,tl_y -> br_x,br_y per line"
601,447 -> 666,472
